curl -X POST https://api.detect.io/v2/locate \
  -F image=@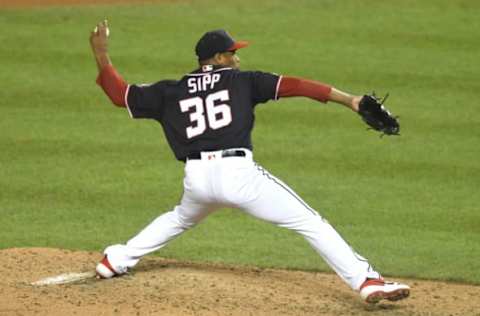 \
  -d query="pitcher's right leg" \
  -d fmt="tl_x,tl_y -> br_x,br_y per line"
238,164 -> 409,303
240,164 -> 380,291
